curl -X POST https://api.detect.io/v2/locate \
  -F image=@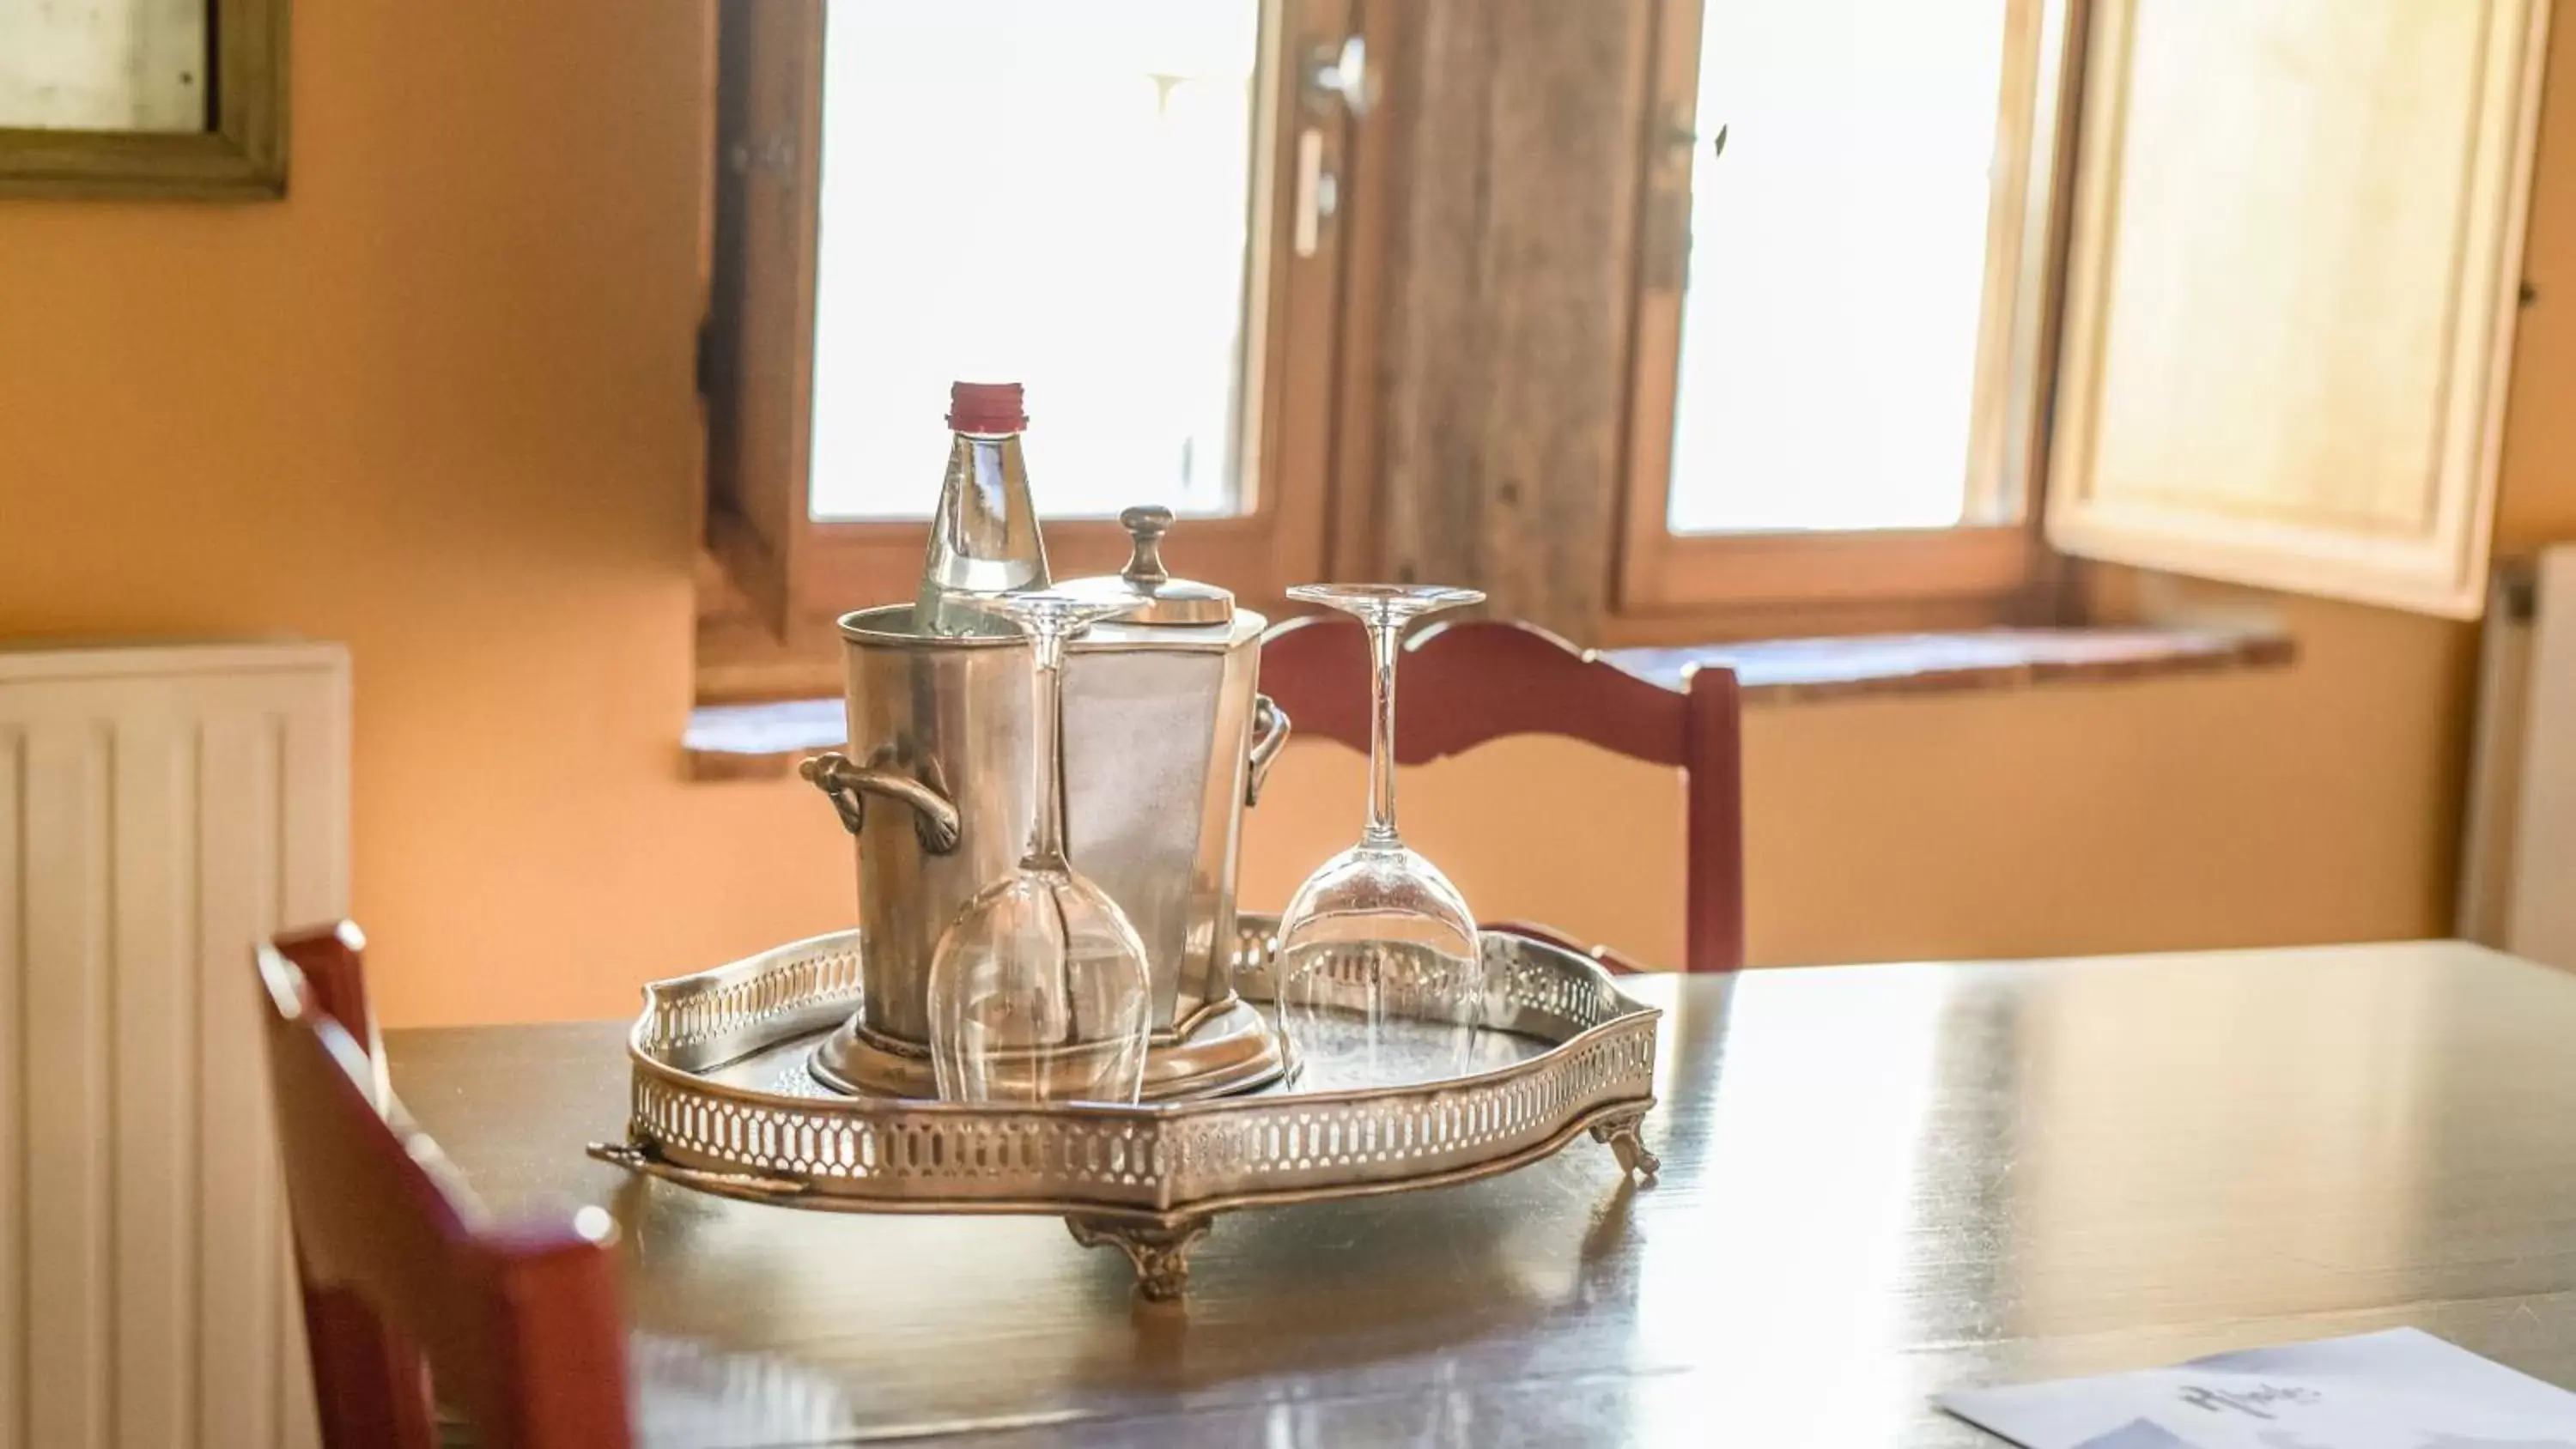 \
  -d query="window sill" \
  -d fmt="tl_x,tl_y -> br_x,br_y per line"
682,624 -> 2296,780
1613,624 -> 2295,703
684,697 -> 848,781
